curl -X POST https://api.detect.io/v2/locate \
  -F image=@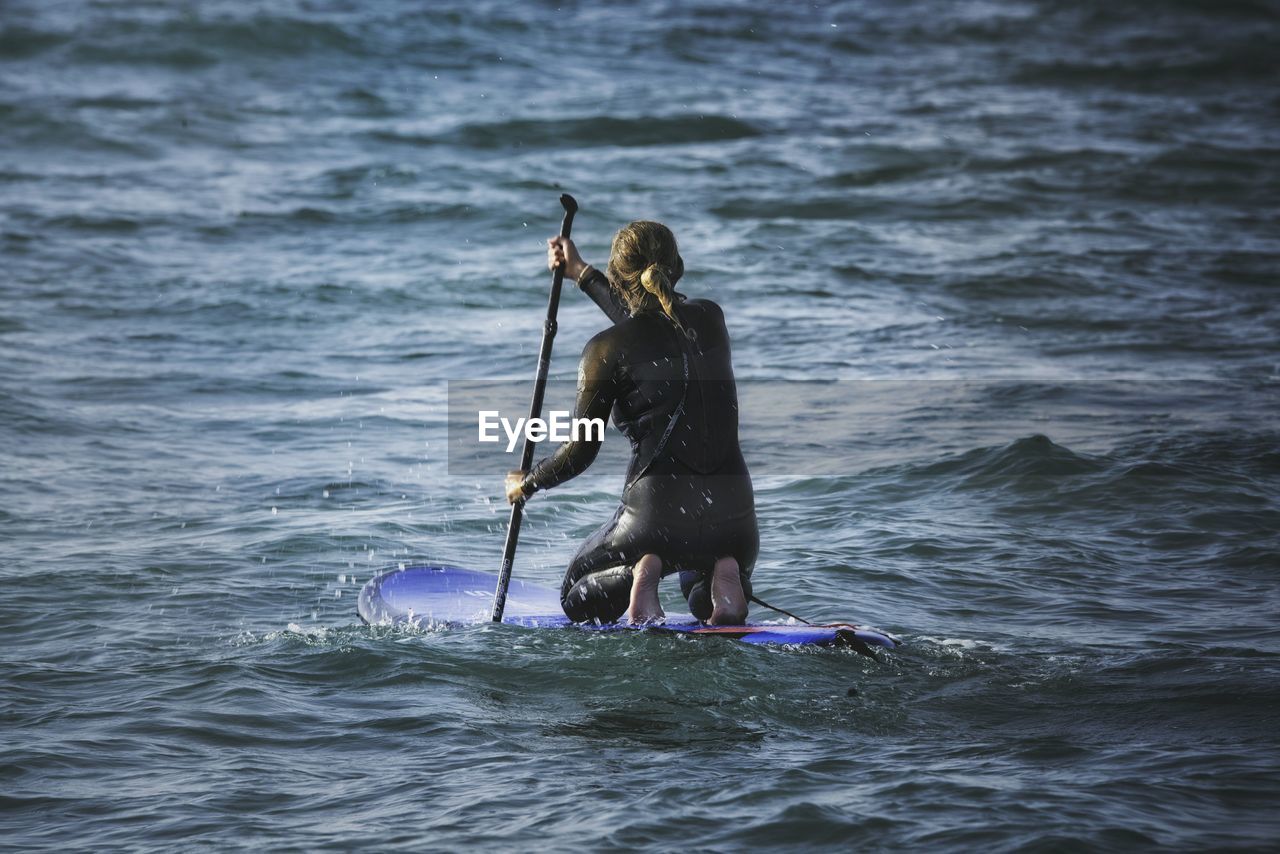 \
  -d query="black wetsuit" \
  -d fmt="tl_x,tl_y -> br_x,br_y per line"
521,268 -> 758,623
